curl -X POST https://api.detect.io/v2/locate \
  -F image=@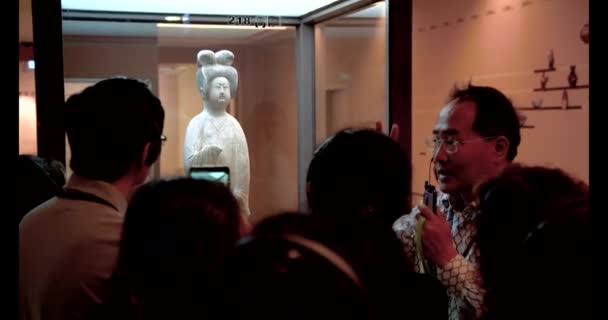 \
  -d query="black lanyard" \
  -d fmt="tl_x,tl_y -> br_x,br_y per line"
57,188 -> 119,212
